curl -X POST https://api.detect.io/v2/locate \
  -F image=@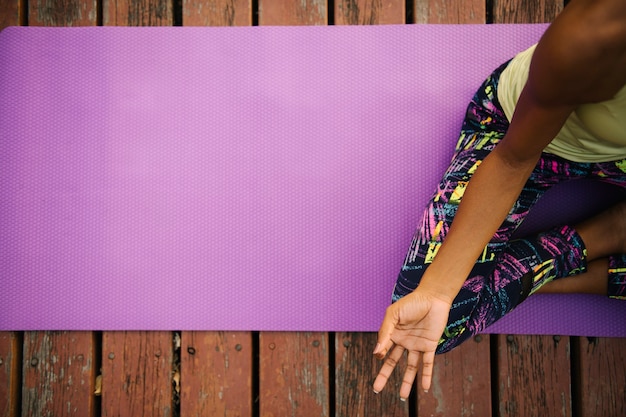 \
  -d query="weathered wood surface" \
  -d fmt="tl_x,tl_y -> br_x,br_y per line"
259,332 -> 330,416
2,0 -> 626,416
103,0 -> 174,25
0,0 -> 20,30
418,336 -> 492,417
334,0 -> 405,25
492,0 -> 563,23
22,332 -> 96,417
336,332 -> 408,416
182,0 -> 252,26
29,0 -> 98,26
180,331 -> 253,416
258,0 -> 328,25
497,334 -> 572,417
0,333 -> 21,417
577,337 -> 626,417
414,0 -> 485,23
101,332 -> 174,417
